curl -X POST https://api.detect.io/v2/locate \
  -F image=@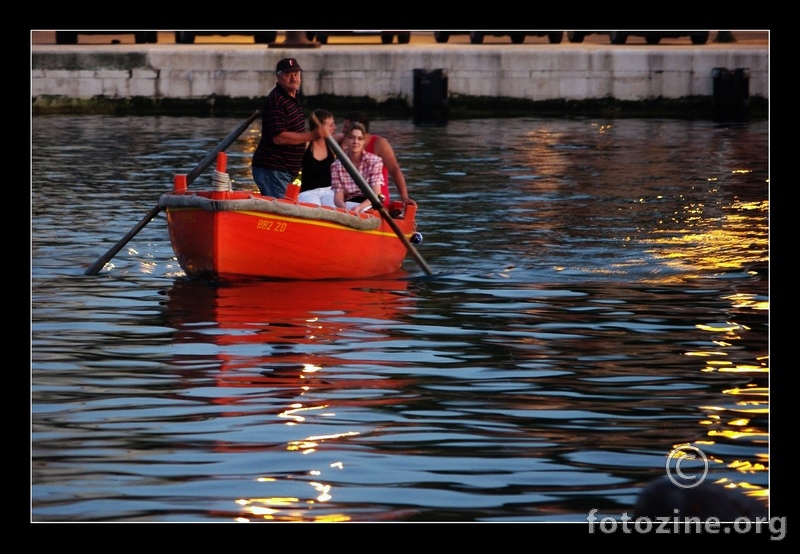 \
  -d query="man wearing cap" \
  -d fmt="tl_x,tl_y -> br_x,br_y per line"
251,58 -> 328,197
